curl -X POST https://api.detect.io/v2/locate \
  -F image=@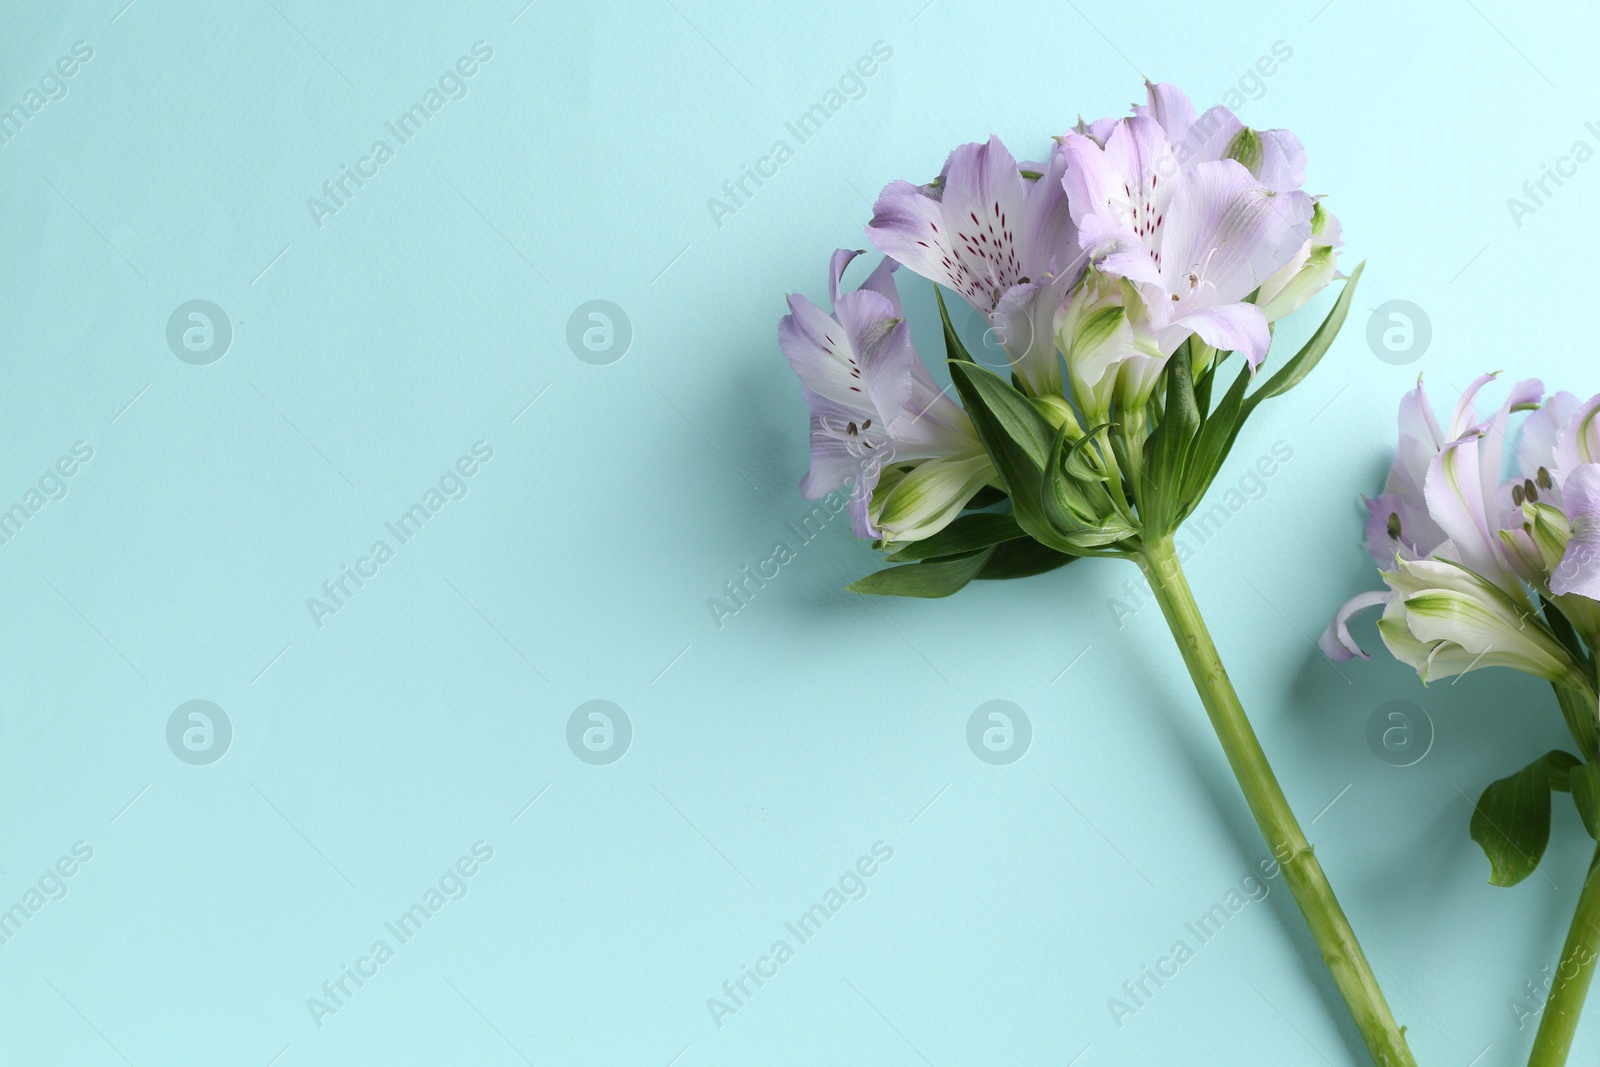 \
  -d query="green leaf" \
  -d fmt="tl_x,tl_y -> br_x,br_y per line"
1140,341 -> 1201,532
885,512 -> 1025,562
1193,358 -> 1217,419
935,285 -> 974,364
1470,751 -> 1568,887
1248,260 -> 1365,406
1178,361 -> 1253,510
976,537 -> 1078,580
1573,762 -> 1600,841
947,361 -> 1066,549
1546,750 -> 1582,791
948,361 -> 1054,467
846,548 -> 995,598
